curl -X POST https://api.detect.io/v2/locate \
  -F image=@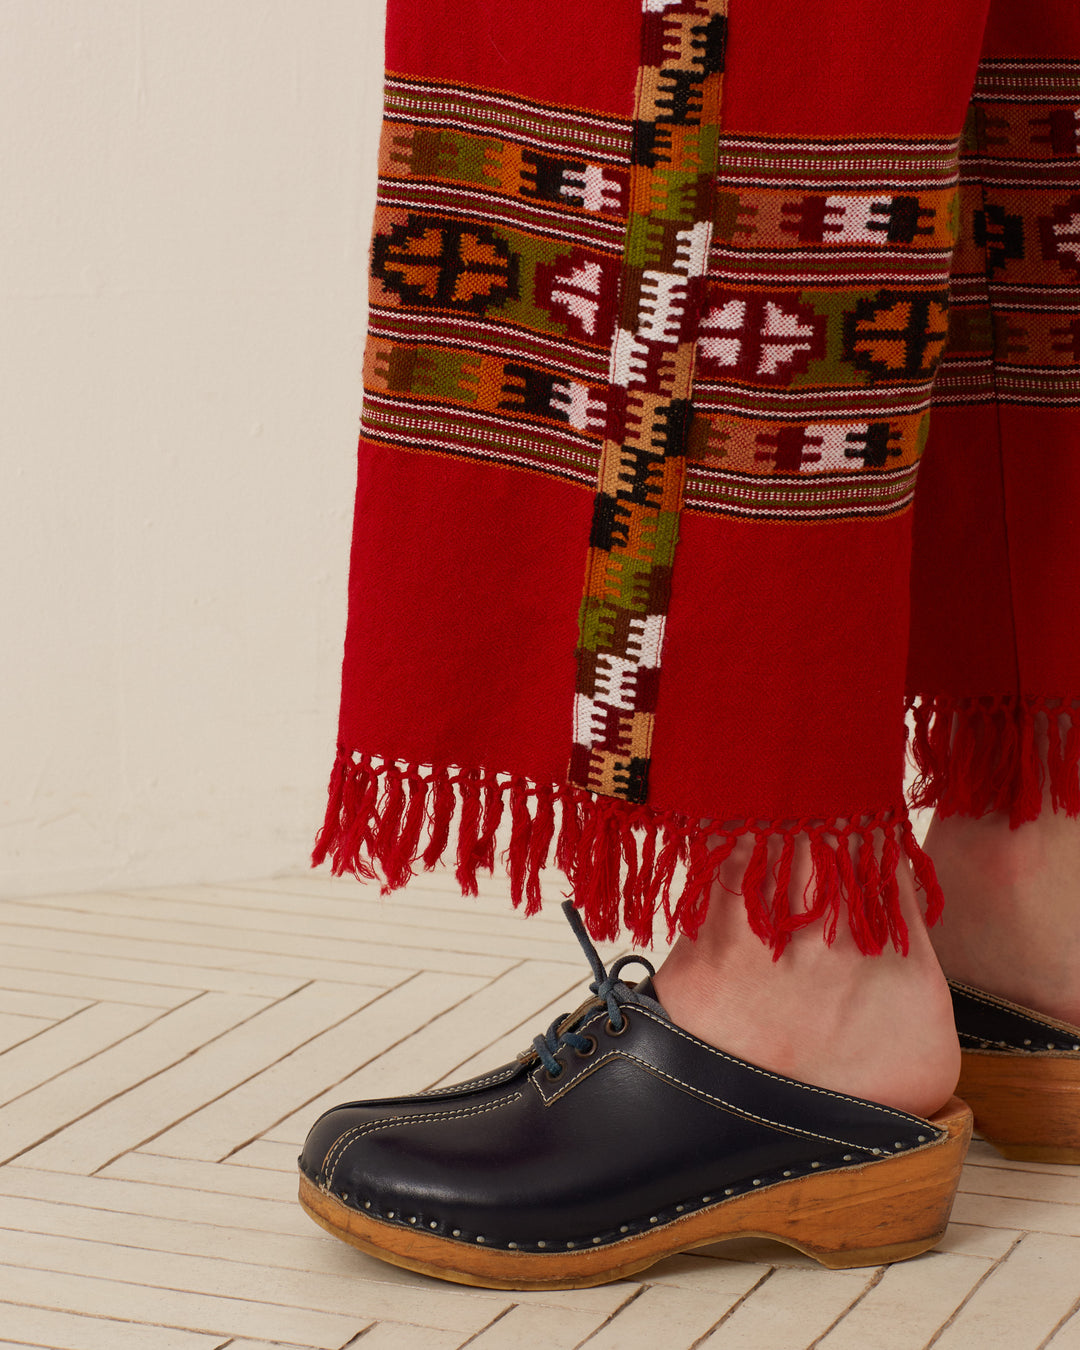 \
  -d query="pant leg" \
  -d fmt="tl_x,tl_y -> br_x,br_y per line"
908,0 -> 1080,823
316,0 -> 999,951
